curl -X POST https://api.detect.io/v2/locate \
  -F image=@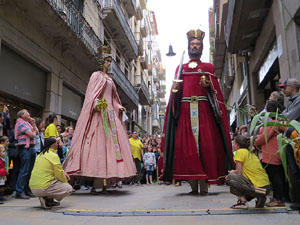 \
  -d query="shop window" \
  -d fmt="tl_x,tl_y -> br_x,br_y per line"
0,94 -> 42,126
